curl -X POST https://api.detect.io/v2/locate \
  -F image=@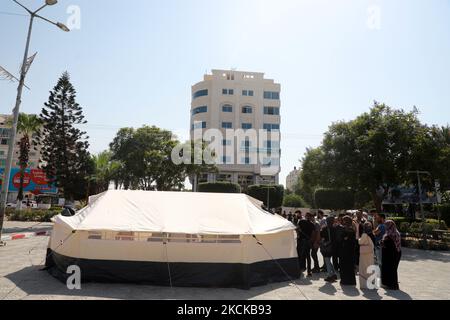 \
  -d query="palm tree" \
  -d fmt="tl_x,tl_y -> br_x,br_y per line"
14,114 -> 42,204
91,151 -> 121,194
